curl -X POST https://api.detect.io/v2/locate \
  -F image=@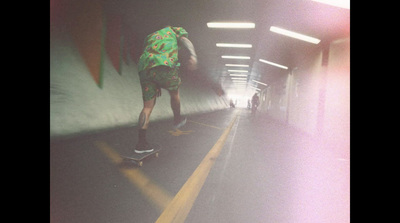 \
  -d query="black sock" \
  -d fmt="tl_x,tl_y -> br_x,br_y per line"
138,129 -> 147,144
